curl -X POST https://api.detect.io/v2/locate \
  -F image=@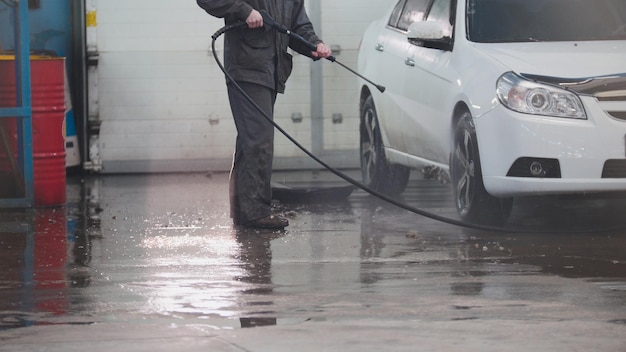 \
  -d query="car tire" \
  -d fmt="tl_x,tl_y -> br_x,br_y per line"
450,113 -> 513,226
360,95 -> 410,196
